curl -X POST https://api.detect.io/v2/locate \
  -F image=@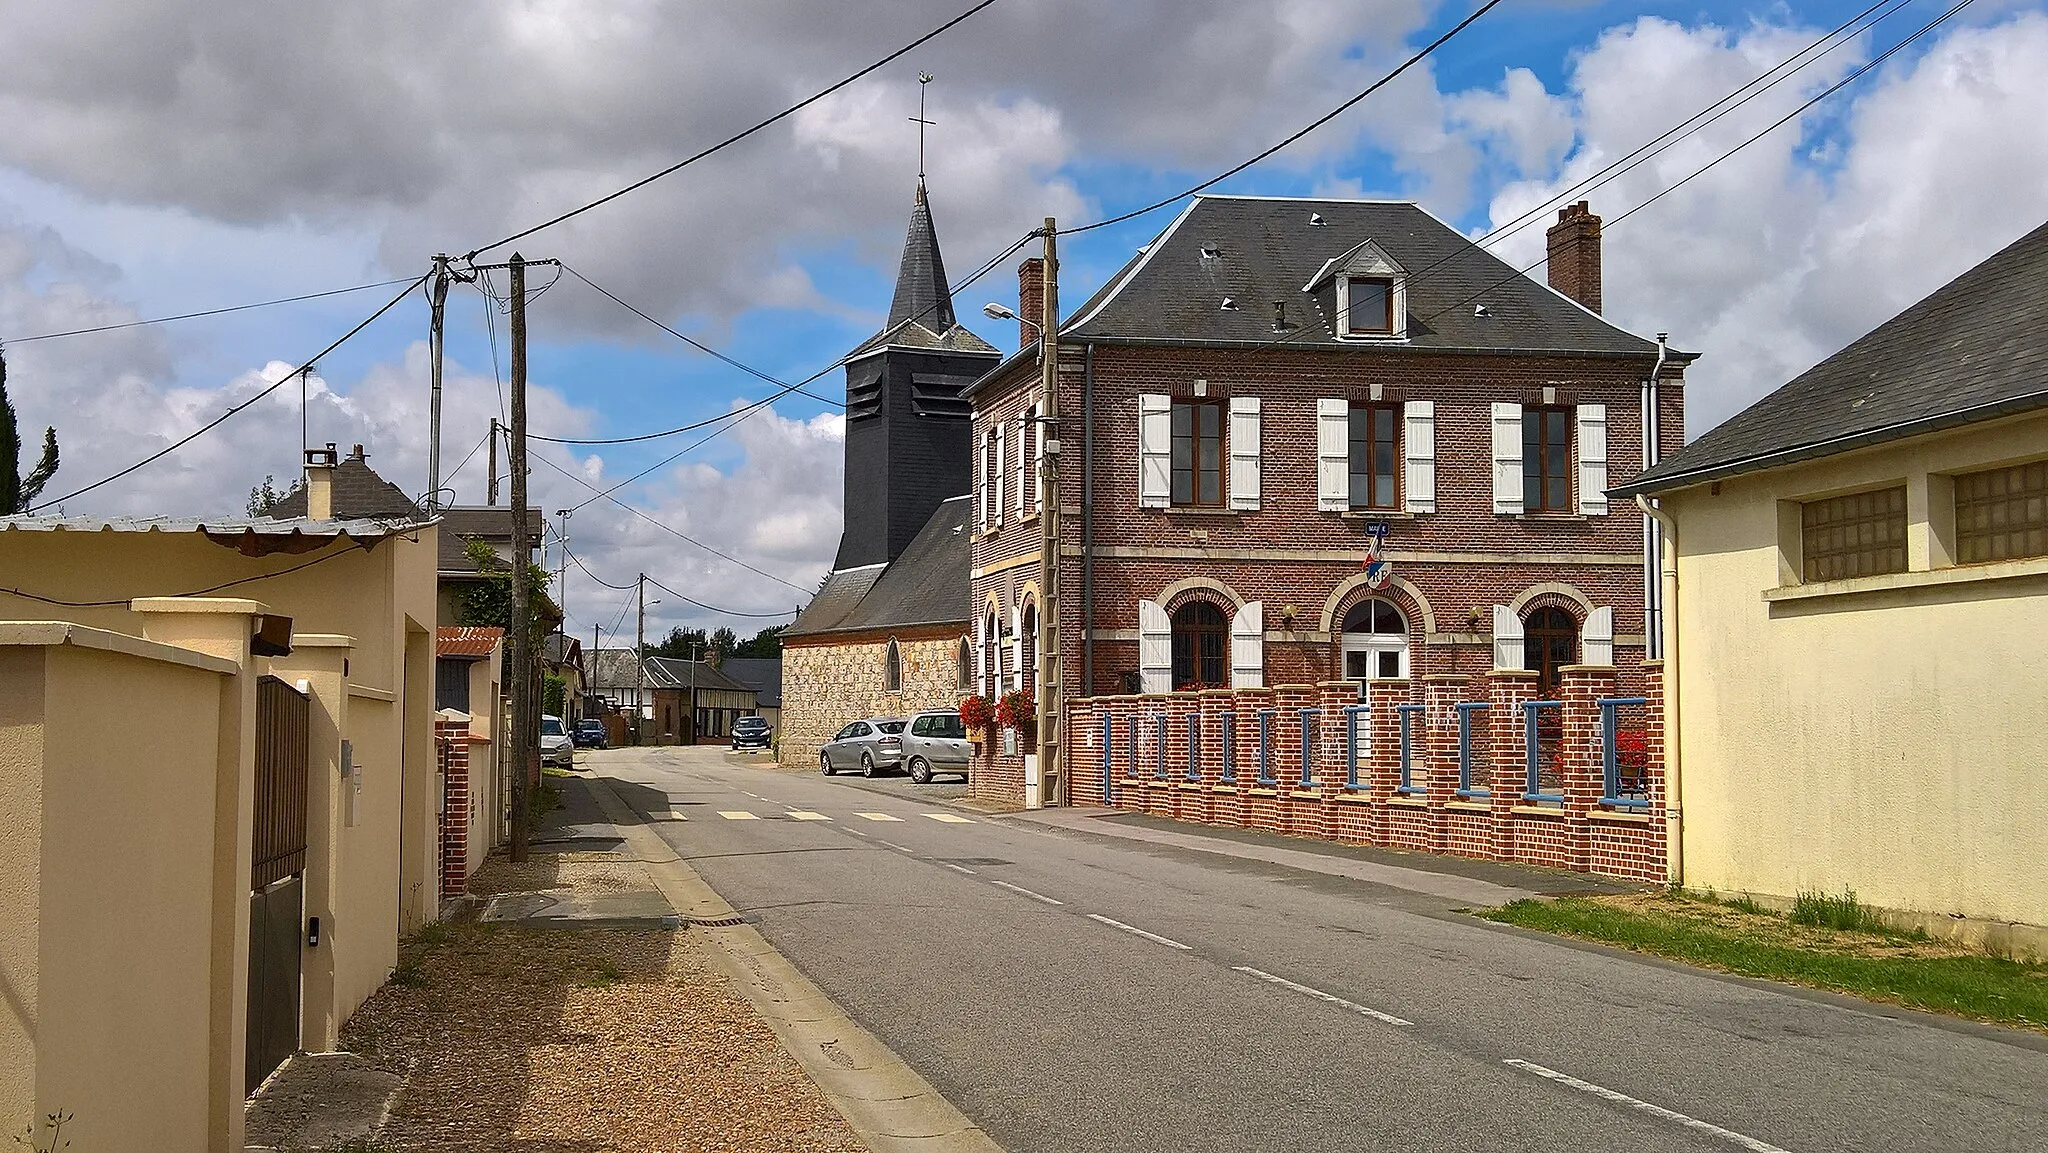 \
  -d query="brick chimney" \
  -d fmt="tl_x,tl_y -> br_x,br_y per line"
1017,257 -> 1045,350
1546,201 -> 1603,314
